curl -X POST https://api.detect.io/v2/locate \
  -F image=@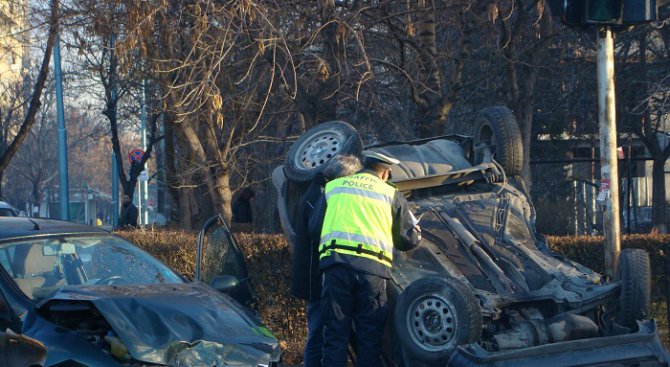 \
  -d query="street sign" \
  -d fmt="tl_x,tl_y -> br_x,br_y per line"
128,148 -> 144,165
